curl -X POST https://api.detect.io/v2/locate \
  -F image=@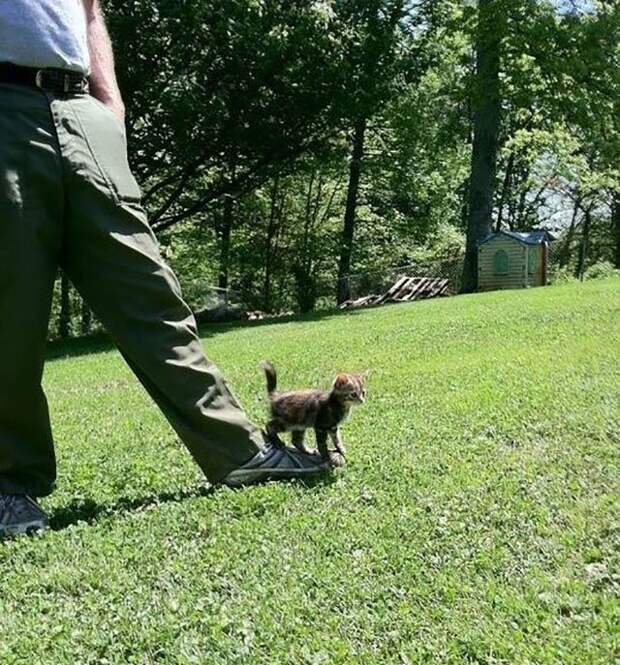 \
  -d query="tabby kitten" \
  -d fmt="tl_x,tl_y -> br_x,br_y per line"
260,361 -> 368,462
